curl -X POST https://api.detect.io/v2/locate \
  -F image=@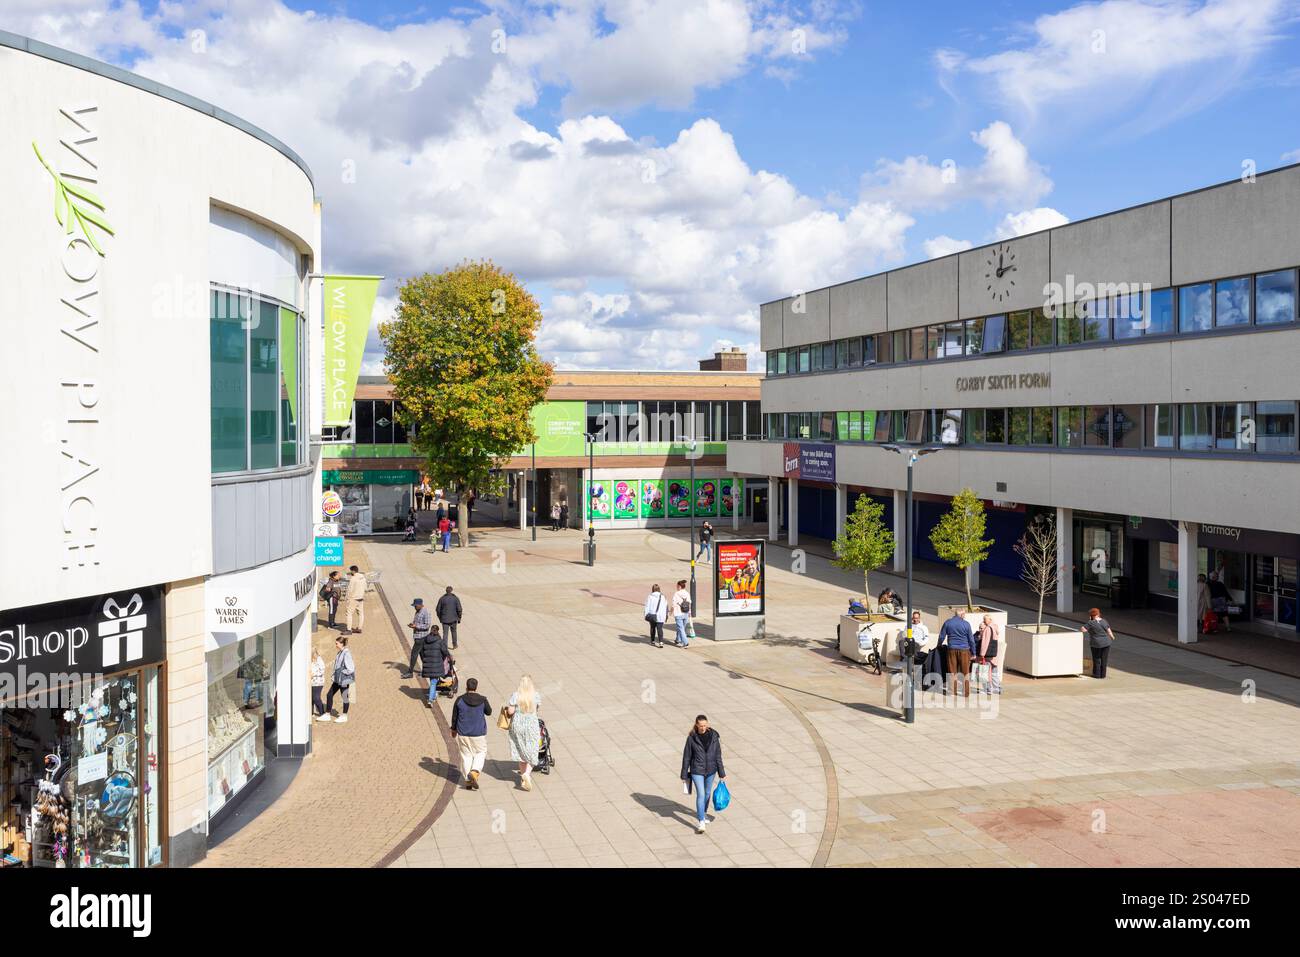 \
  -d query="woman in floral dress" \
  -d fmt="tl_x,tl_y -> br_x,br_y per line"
505,675 -> 542,791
